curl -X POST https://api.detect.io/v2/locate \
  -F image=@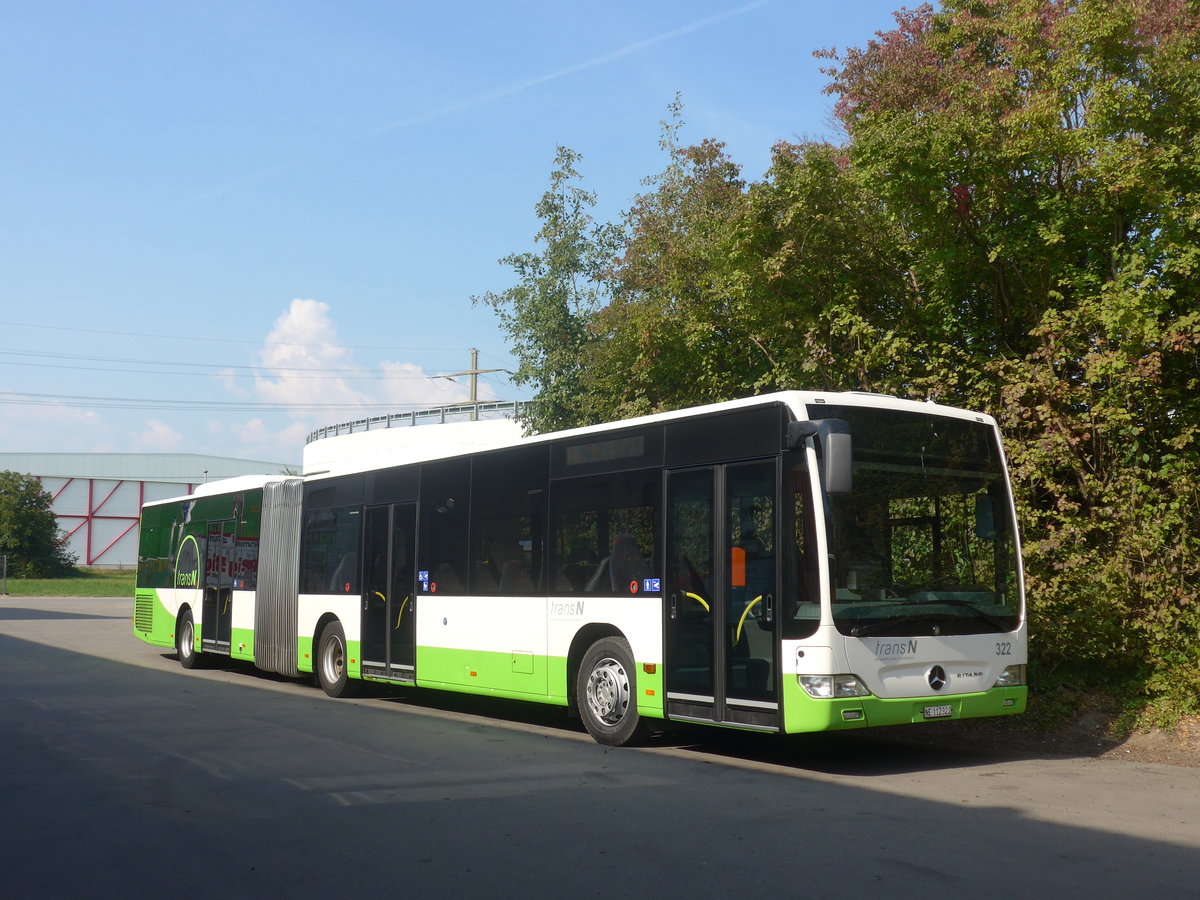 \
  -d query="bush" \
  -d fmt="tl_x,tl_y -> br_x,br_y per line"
0,470 -> 77,577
